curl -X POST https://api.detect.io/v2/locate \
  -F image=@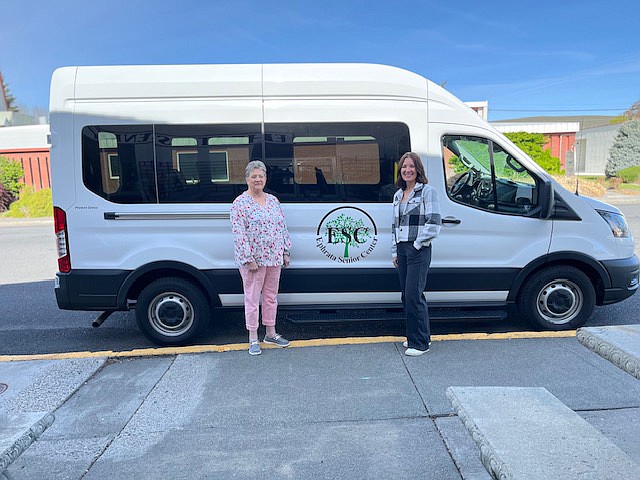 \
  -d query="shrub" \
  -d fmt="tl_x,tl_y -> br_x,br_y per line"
448,155 -> 466,174
504,132 -> 564,175
3,188 -> 53,218
0,156 -> 24,197
533,149 -> 564,175
608,177 -> 623,189
617,166 -> 640,183
605,120 -> 640,176
0,182 -> 14,212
